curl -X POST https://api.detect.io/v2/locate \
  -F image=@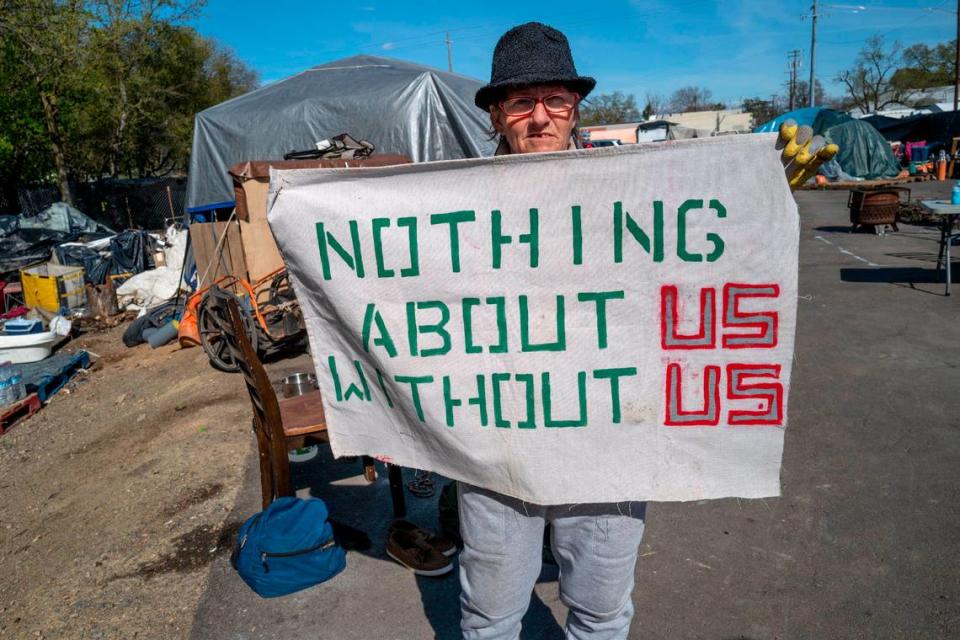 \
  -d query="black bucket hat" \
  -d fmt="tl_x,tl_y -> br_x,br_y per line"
475,22 -> 596,110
